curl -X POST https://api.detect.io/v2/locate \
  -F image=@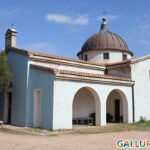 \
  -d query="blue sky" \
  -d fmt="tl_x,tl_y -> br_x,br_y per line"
0,0 -> 150,58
